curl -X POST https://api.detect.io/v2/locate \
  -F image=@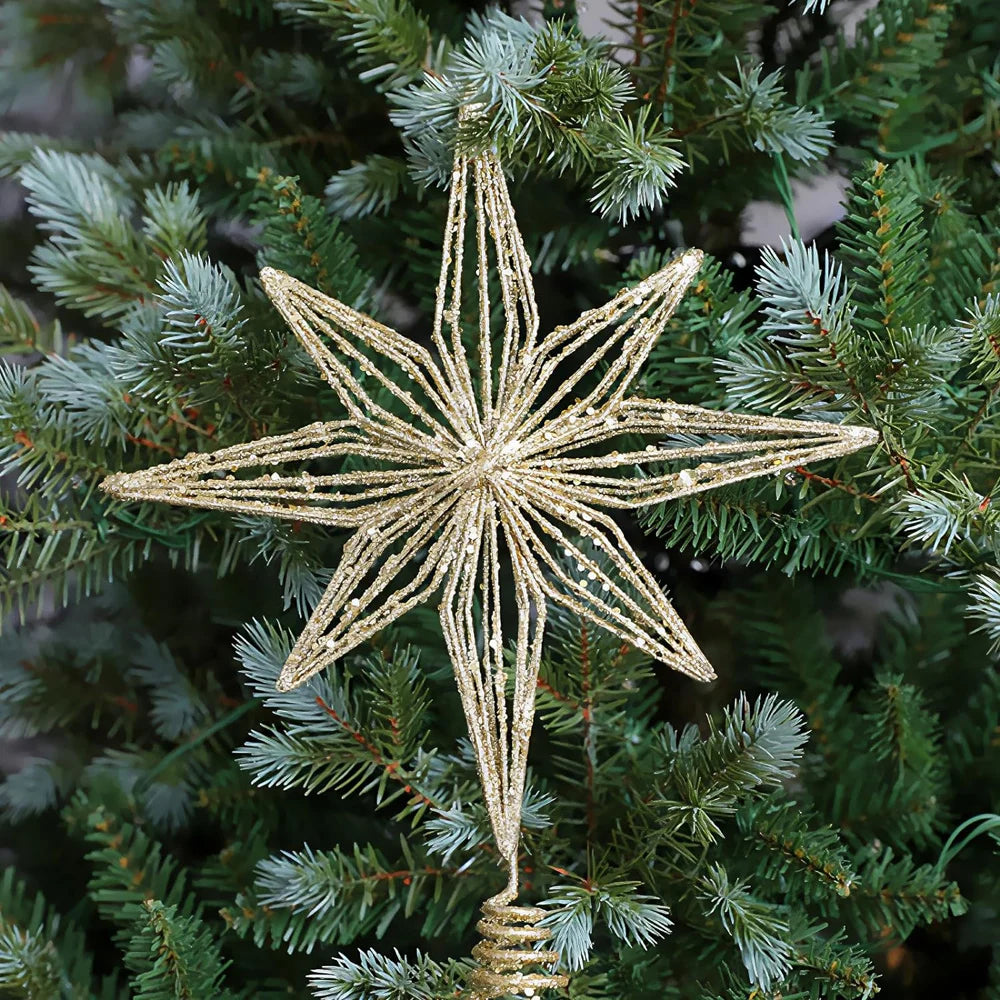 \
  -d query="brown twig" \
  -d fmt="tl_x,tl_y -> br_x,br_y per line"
315,695 -> 439,809
794,465 -> 880,503
580,623 -> 597,844
656,0 -> 686,104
